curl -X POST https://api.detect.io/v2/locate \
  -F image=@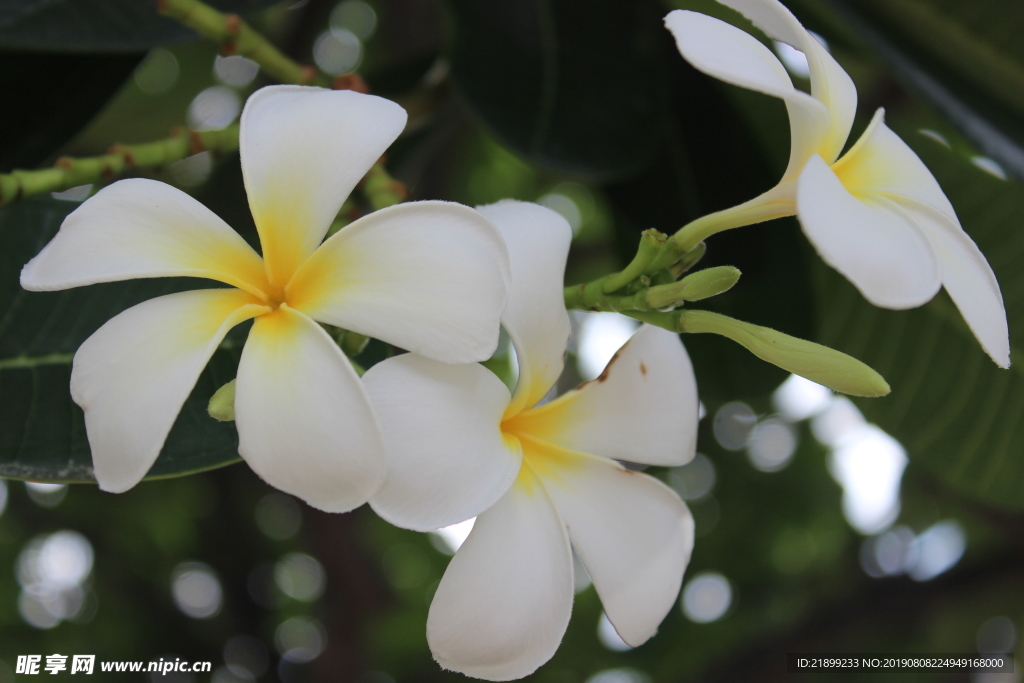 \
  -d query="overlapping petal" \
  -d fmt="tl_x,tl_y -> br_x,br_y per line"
70,289 -> 269,493
718,0 -> 856,164
476,201 -> 572,415
20,179 -> 269,298
664,10 -> 830,178
240,86 -> 408,285
234,305 -> 386,513
540,450 -> 694,647
797,154 -> 941,309
287,201 -> 510,363
364,353 -> 521,531
427,467 -> 574,682
832,110 -> 956,219
900,201 -> 1010,368
507,325 -> 699,467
